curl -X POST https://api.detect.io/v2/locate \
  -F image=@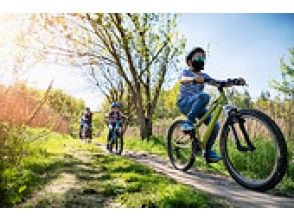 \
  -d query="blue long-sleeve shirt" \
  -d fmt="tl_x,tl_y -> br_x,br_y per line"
178,69 -> 215,101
